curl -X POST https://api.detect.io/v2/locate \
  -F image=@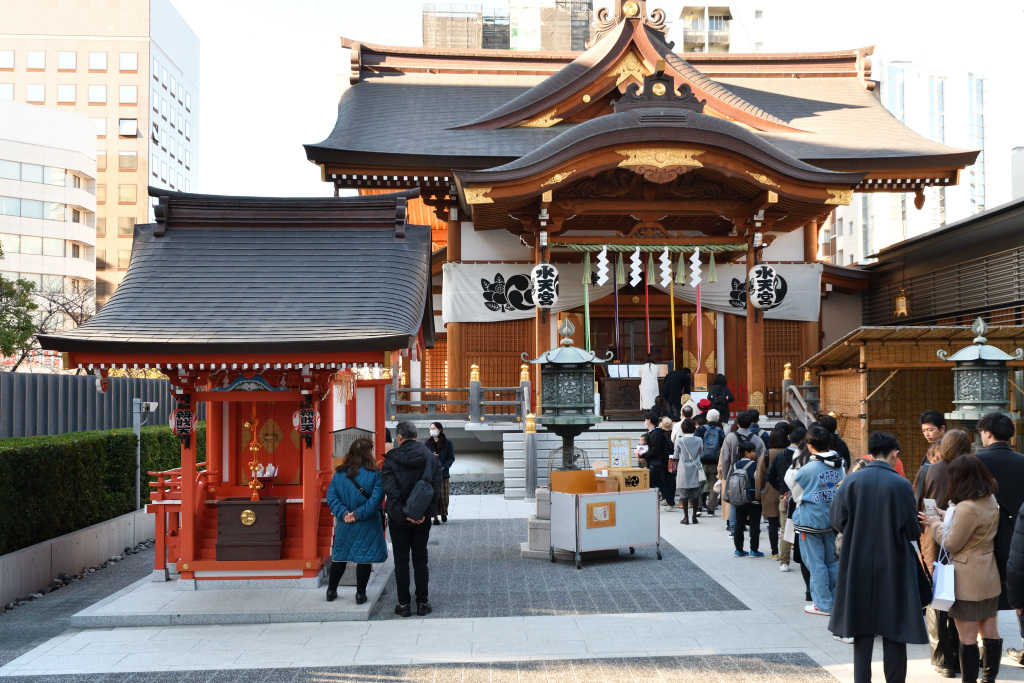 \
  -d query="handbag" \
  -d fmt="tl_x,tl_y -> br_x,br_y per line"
911,539 -> 932,609
930,543 -> 956,611
683,440 -> 707,484
401,453 -> 436,520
